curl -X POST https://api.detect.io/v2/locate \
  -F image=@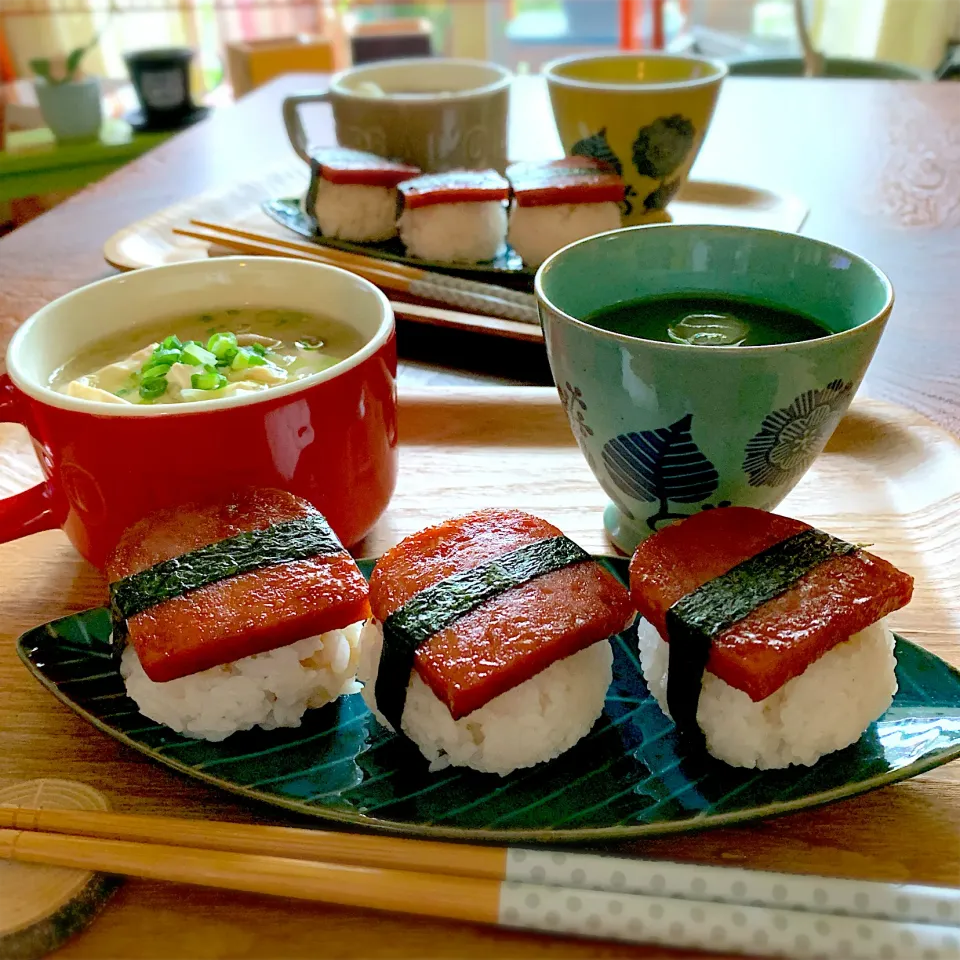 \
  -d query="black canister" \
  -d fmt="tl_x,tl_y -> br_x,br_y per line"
124,47 -> 203,130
